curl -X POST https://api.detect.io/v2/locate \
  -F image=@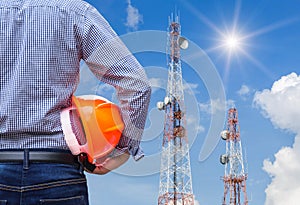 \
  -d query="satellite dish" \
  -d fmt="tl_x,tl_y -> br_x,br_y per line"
220,154 -> 229,165
164,96 -> 171,105
157,101 -> 165,111
220,130 -> 229,140
178,36 -> 189,49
